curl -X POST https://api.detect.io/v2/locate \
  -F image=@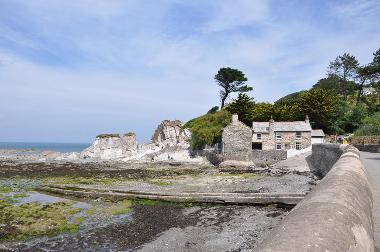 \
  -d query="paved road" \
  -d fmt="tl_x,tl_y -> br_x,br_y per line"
361,151 -> 380,250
